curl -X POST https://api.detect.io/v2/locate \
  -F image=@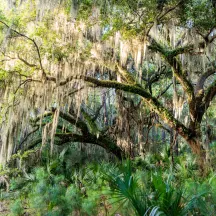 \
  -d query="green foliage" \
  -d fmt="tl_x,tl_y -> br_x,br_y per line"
103,160 -> 149,215
182,0 -> 216,31
10,199 -> 24,216
65,185 -> 82,211
25,168 -> 71,215
101,158 -> 216,215
1,154 -> 216,215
